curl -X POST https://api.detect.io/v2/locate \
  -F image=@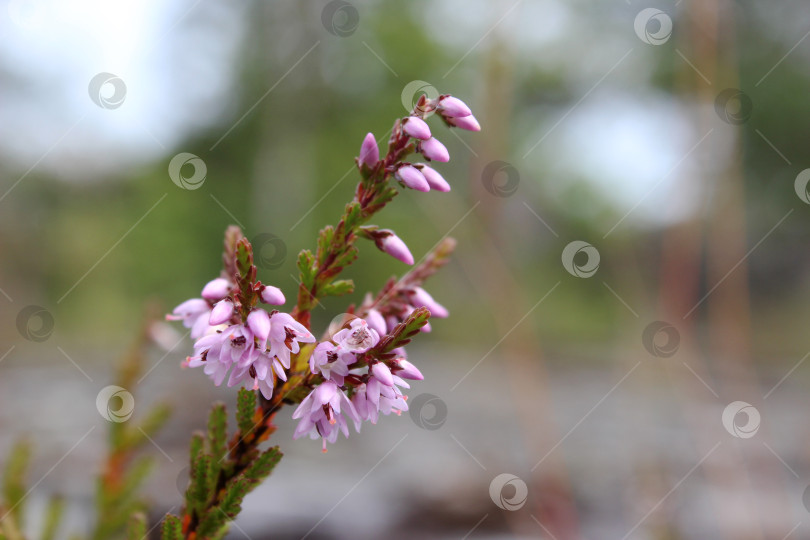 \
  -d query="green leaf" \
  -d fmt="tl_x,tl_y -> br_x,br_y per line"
235,238 -> 254,278
297,250 -> 317,289
207,403 -> 228,470
243,447 -> 282,484
126,512 -> 147,540
375,307 -> 431,353
189,453 -> 214,512
41,496 -> 65,540
321,279 -> 354,297
316,226 -> 335,267
2,440 -> 31,529
160,514 -> 183,540
236,389 -> 257,436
